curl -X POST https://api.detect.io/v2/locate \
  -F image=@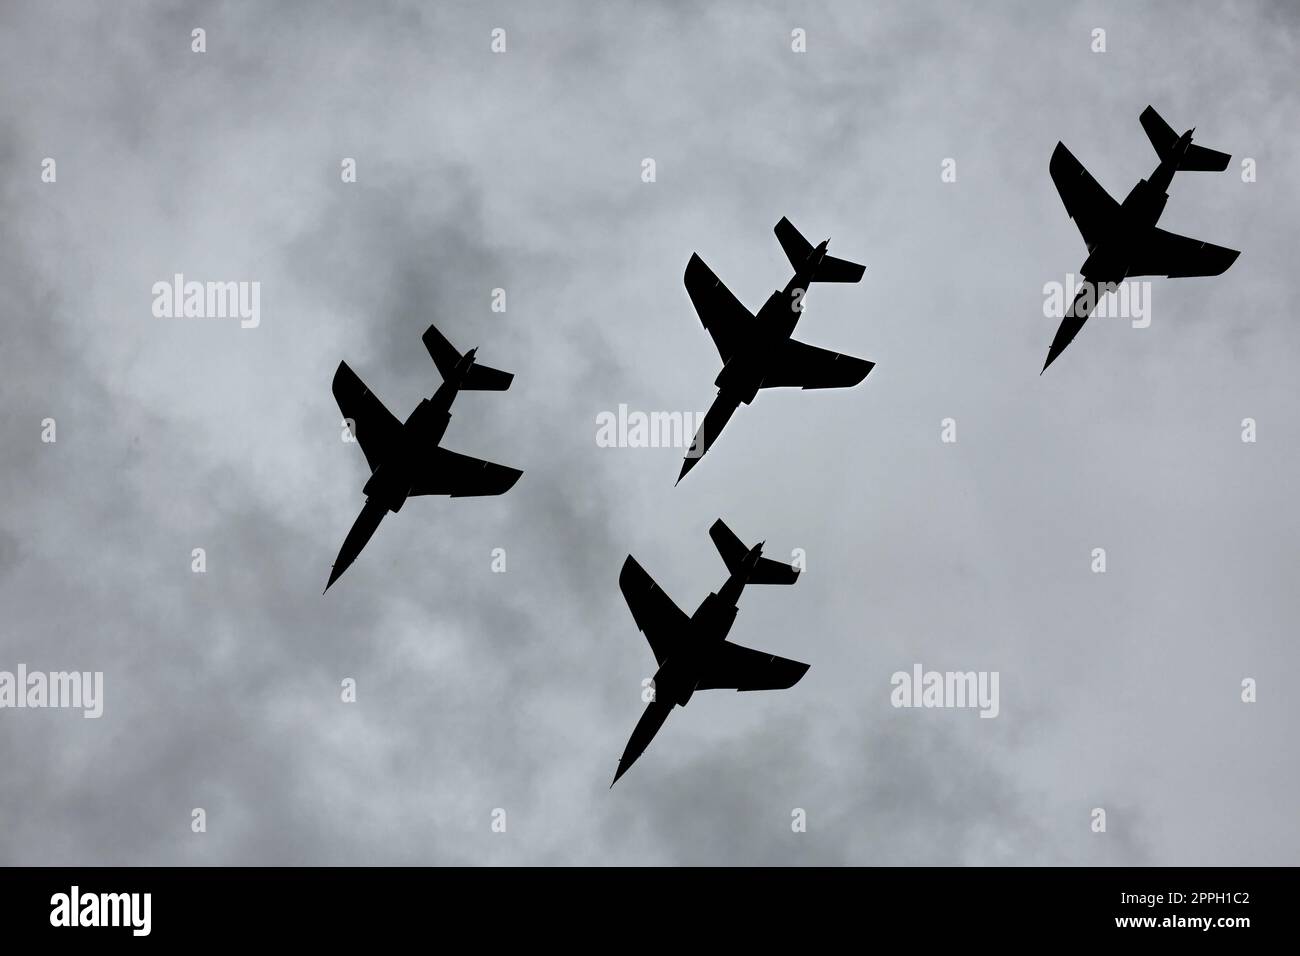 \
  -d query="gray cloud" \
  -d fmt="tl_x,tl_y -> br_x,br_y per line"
0,0 -> 1295,866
